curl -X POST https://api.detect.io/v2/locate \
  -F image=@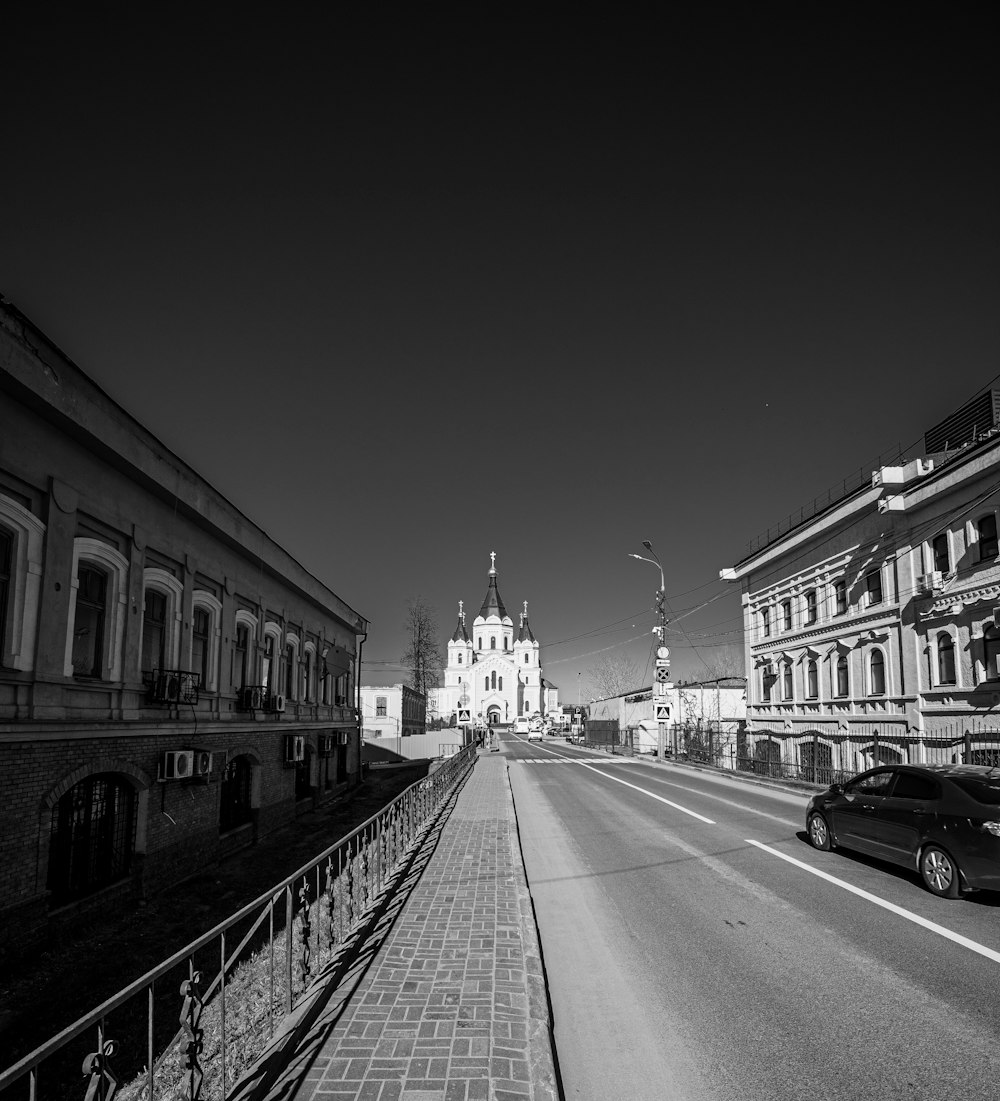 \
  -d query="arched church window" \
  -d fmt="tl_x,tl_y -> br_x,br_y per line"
504,637 -> 508,650
484,676 -> 489,692
491,636 -> 496,649
478,639 -> 482,650
491,671 -> 496,689
498,676 -> 503,691
458,654 -> 462,664
524,653 -> 528,664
